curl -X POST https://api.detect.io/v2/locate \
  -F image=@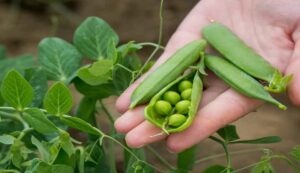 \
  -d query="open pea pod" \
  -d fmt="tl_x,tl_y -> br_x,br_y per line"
145,71 -> 203,134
